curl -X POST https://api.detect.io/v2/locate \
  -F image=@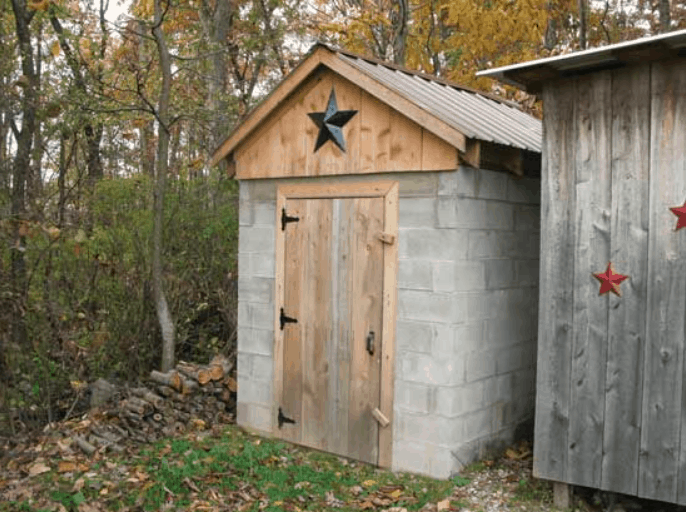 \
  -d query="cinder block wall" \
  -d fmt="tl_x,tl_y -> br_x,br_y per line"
236,168 -> 540,479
